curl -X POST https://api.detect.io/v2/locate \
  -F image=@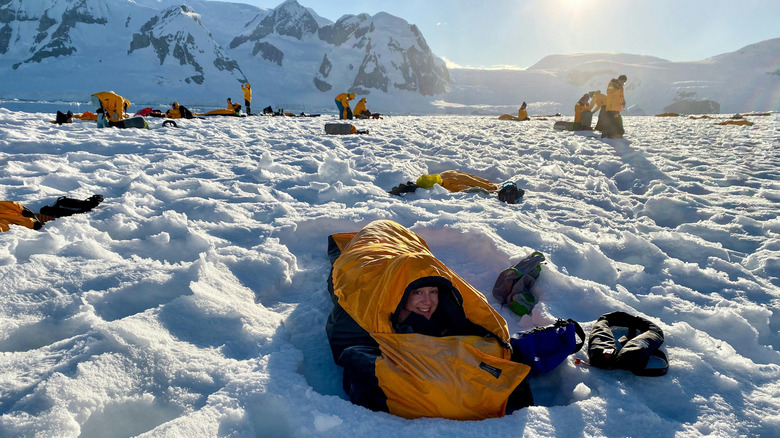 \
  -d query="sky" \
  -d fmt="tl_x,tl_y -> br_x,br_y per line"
0,107 -> 778,436
235,0 -> 780,68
